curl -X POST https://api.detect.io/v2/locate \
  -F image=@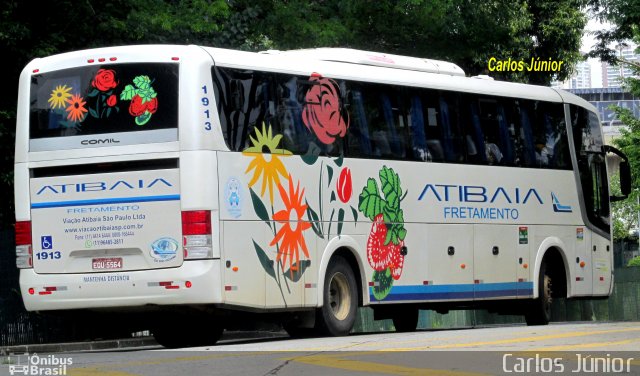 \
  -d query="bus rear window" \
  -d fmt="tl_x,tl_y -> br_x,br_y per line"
29,63 -> 178,150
